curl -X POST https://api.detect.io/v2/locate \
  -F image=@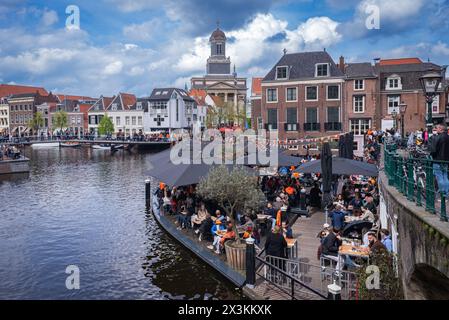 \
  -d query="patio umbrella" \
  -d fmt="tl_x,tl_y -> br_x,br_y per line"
147,162 -> 255,187
321,142 -> 333,209
345,132 -> 354,159
236,149 -> 301,167
338,135 -> 346,158
294,157 -> 378,177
